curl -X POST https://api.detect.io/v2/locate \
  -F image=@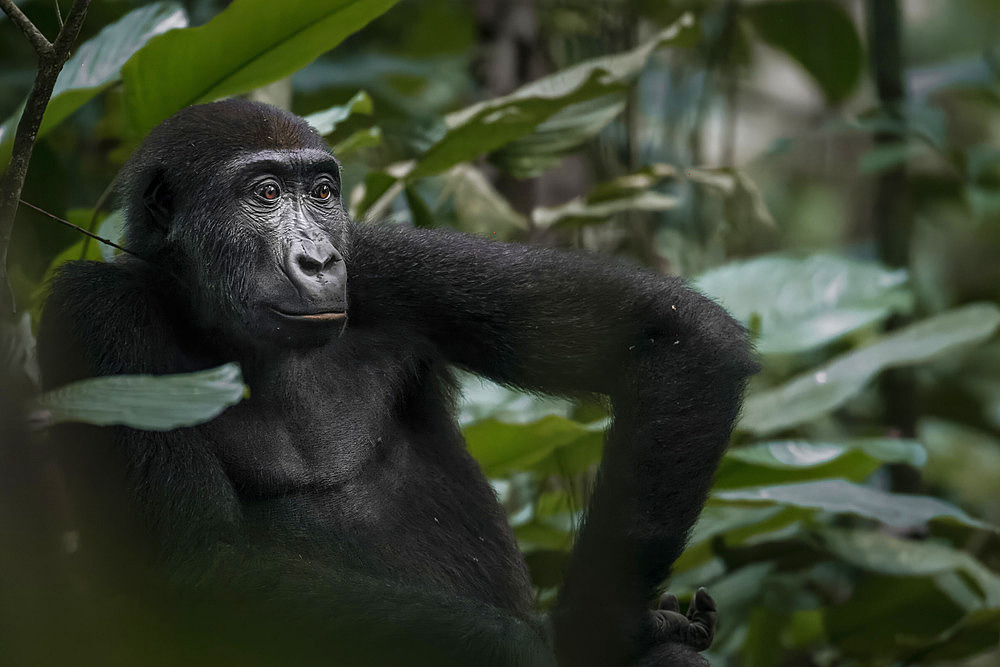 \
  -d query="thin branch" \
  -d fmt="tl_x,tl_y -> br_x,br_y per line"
52,0 -> 89,56
0,0 -> 91,313
54,0 -> 64,30
80,170 -> 120,260
18,200 -> 141,260
0,0 -> 53,55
